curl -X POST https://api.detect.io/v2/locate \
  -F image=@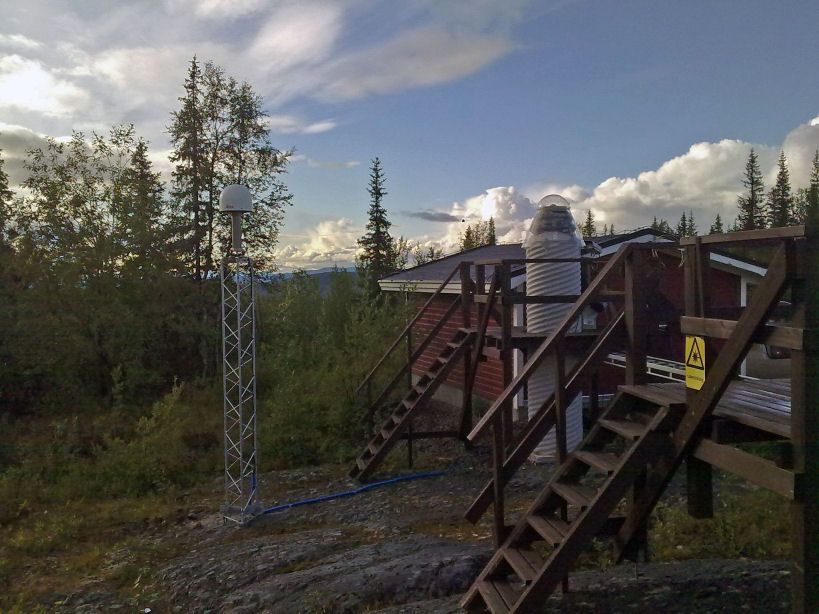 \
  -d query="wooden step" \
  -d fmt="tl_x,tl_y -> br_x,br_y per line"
356,458 -> 366,470
527,514 -> 569,545
502,548 -> 538,583
551,482 -> 596,508
367,442 -> 378,455
574,450 -> 620,474
599,418 -> 645,440
476,580 -> 509,613
381,426 -> 393,439
619,384 -> 686,410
